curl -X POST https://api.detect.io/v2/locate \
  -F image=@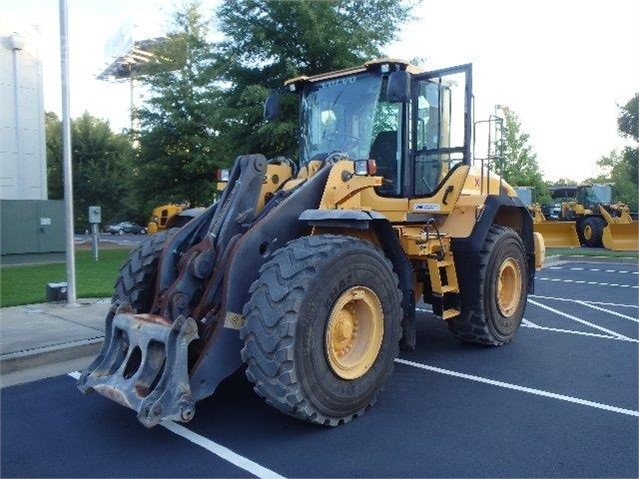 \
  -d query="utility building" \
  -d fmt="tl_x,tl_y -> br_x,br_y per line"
1,31 -> 47,200
1,29 -> 64,255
